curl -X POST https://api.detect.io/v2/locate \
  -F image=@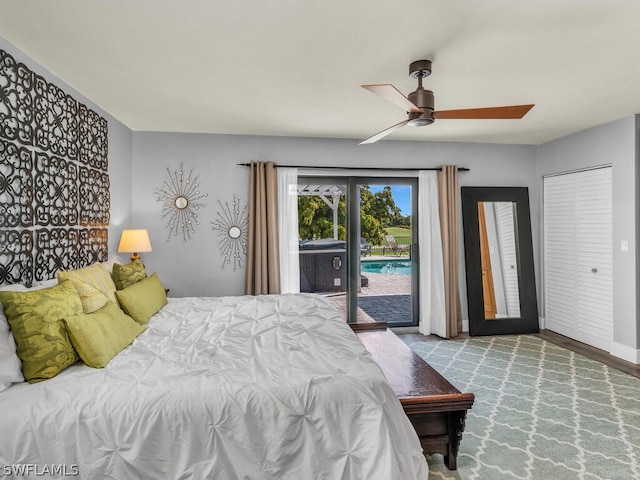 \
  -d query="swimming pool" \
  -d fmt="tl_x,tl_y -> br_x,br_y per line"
361,259 -> 412,275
